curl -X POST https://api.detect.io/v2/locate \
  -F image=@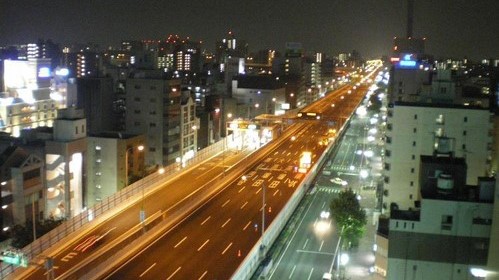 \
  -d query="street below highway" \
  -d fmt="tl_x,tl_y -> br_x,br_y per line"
259,75 -> 385,280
